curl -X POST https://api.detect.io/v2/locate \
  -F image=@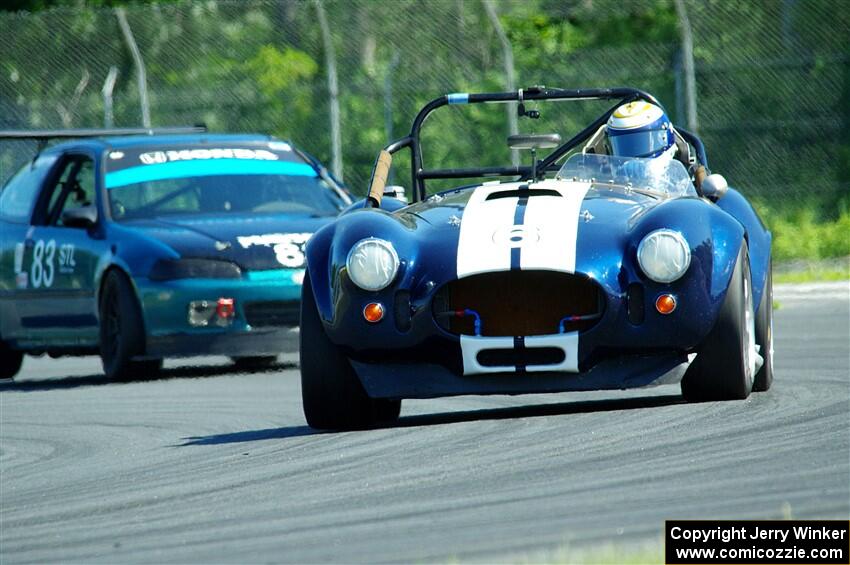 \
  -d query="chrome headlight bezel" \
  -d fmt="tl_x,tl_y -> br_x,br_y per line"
345,238 -> 400,291
636,229 -> 691,283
